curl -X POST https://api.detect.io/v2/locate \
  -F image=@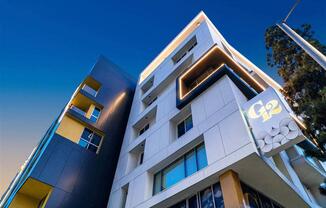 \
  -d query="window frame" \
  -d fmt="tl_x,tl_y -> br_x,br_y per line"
177,114 -> 193,138
78,127 -> 103,153
153,143 -> 207,195
90,107 -> 101,122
